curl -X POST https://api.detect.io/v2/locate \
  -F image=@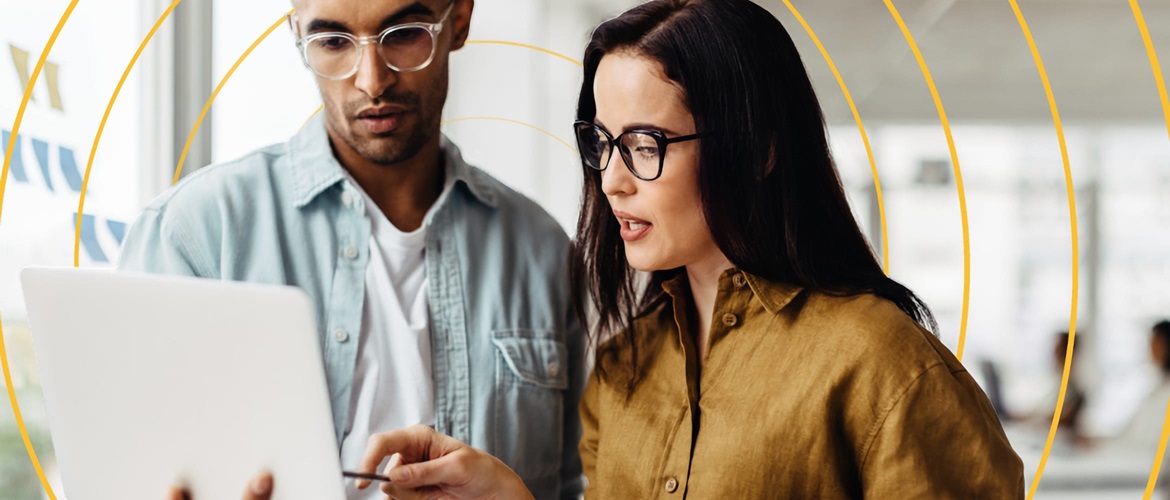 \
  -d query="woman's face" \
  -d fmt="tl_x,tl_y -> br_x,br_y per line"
592,52 -> 723,273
